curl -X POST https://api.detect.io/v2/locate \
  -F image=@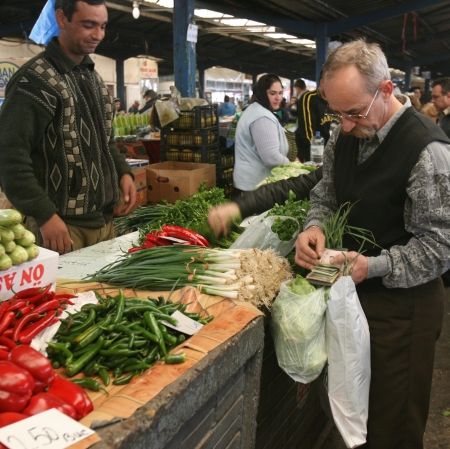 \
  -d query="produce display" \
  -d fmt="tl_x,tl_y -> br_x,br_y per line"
0,345 -> 93,425
47,292 -> 212,388
86,245 -> 292,308
0,209 -> 39,270
114,186 -> 240,247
